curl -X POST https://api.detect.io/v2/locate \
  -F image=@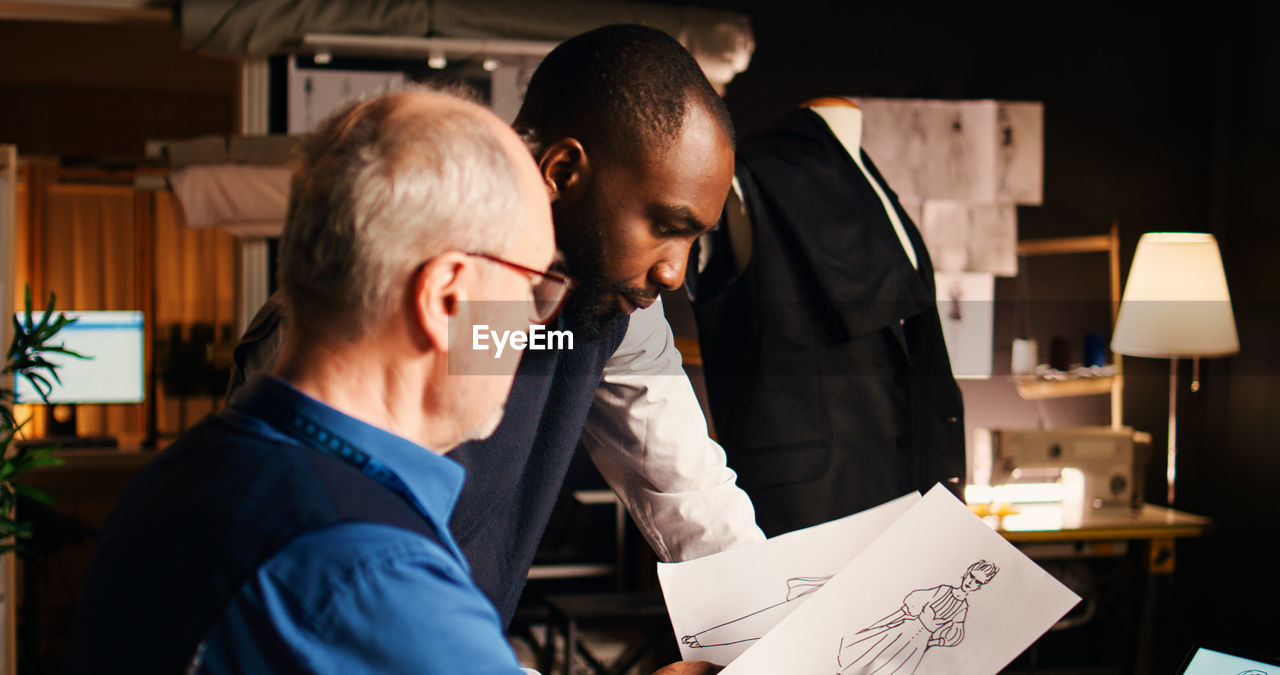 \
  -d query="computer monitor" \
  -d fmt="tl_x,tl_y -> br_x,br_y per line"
13,310 -> 145,447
